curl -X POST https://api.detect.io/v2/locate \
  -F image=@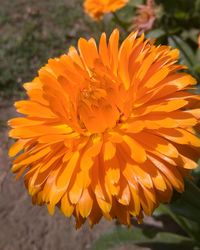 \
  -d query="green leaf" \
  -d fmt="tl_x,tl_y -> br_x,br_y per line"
128,0 -> 143,7
91,227 -> 194,250
170,203 -> 200,224
195,0 -> 200,12
182,29 -> 199,44
155,180 -> 200,242
173,179 -> 200,219
174,11 -> 189,21
158,204 -> 200,241
146,29 -> 166,39
196,49 -> 200,64
168,36 -> 196,70
180,179 -> 200,210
